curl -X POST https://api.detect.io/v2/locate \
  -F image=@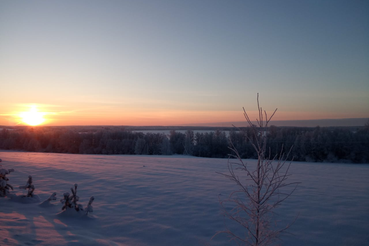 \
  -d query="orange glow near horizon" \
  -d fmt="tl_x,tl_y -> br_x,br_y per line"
18,105 -> 47,126
43,110 -> 245,126
29,109 -> 364,126
0,103 -> 366,127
